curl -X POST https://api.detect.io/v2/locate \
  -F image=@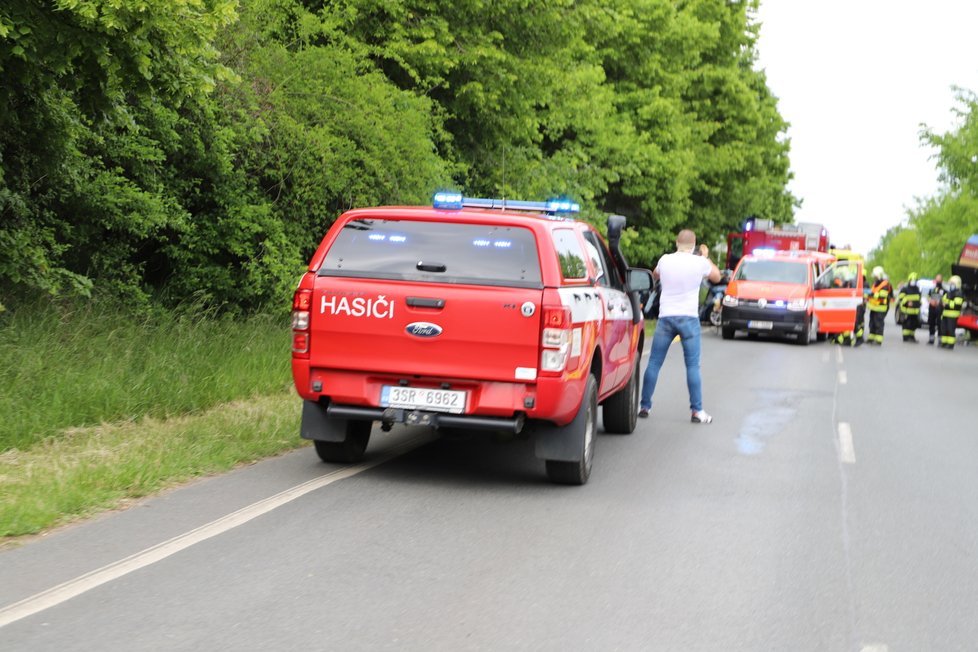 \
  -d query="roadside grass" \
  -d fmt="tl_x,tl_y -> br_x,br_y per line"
0,301 -> 291,452
0,393 -> 303,538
